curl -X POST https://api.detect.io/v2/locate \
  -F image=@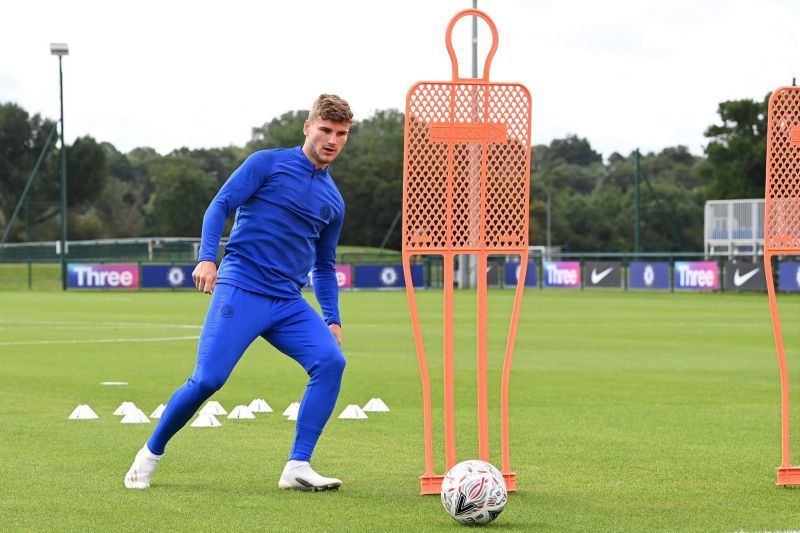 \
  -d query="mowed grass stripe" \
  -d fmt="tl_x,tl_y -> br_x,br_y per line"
1,289 -> 800,531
